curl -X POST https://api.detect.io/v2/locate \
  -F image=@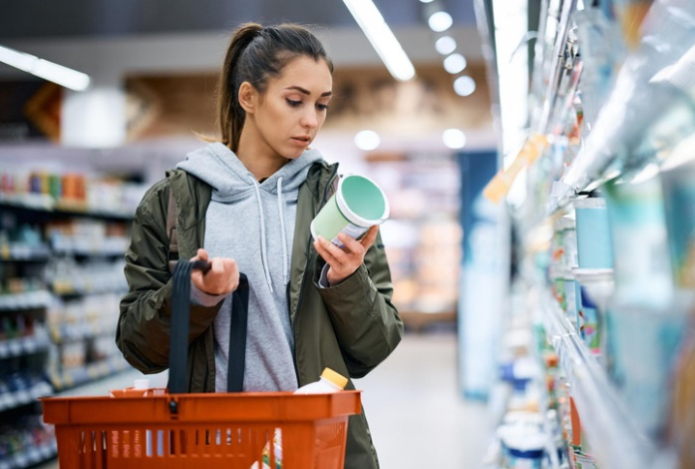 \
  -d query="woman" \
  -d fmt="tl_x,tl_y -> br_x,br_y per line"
117,22 -> 403,468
